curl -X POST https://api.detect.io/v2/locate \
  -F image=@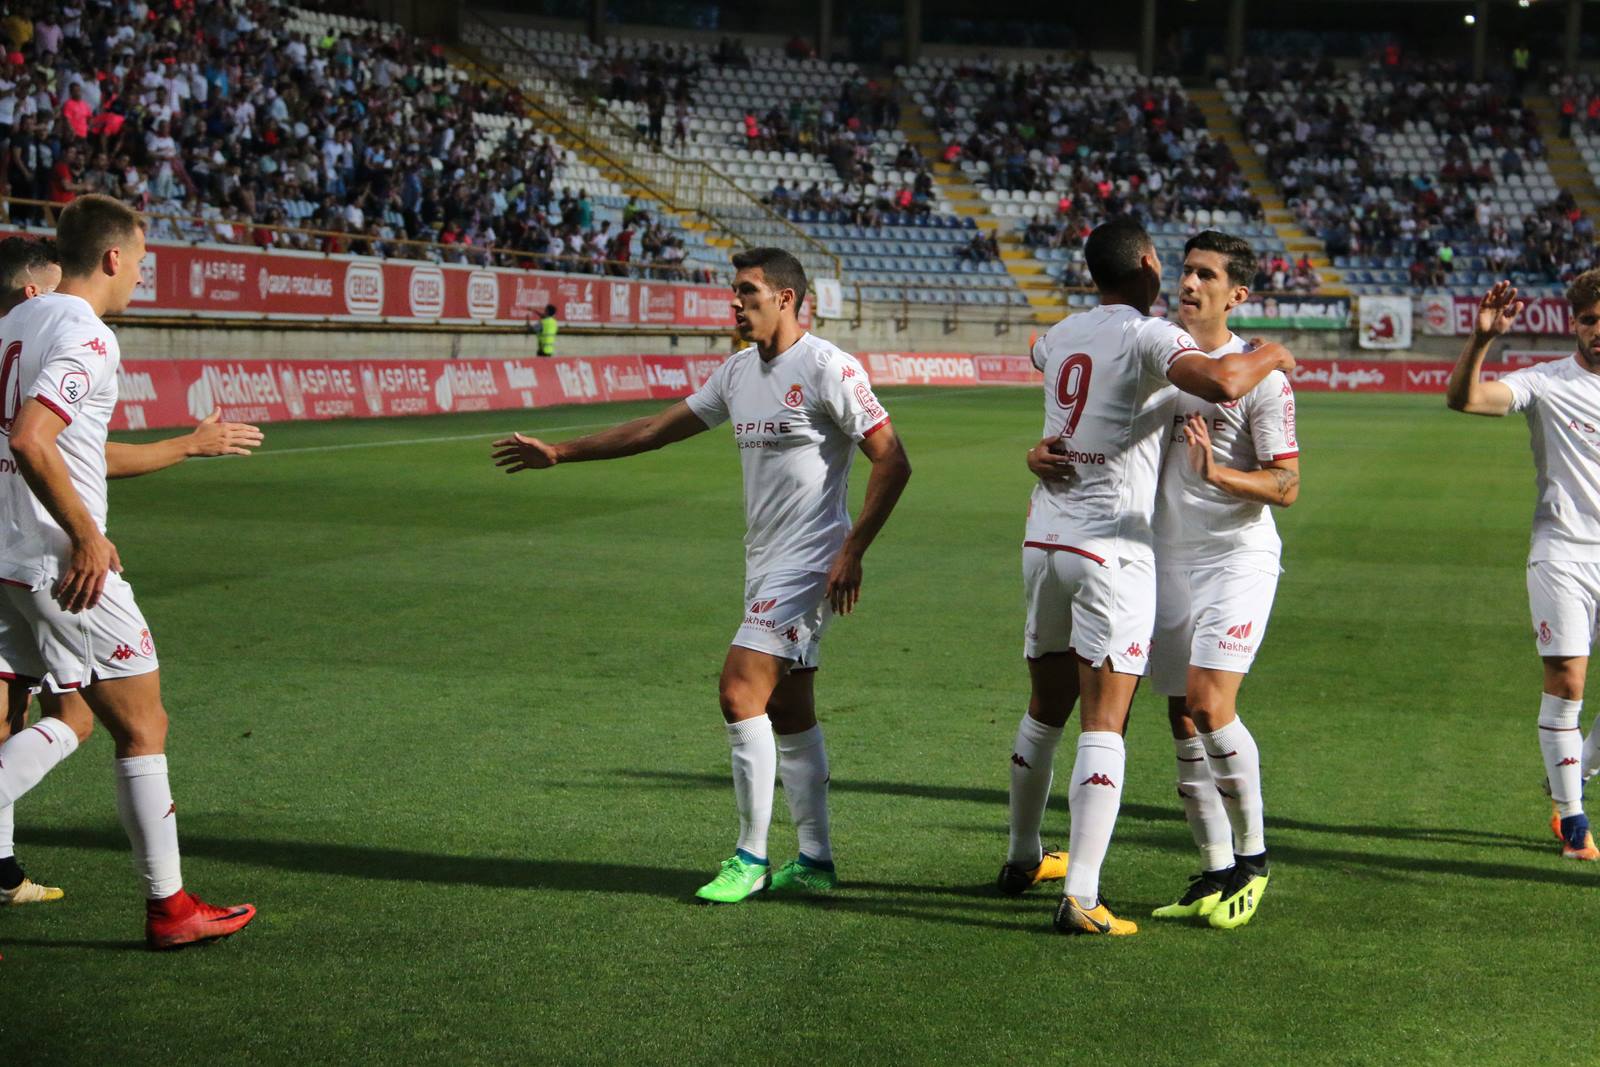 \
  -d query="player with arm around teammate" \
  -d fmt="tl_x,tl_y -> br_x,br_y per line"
0,234 -> 261,908
493,247 -> 912,902
1143,231 -> 1298,928
1001,217 -> 1295,936
1445,276 -> 1600,861
0,196 -> 257,947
